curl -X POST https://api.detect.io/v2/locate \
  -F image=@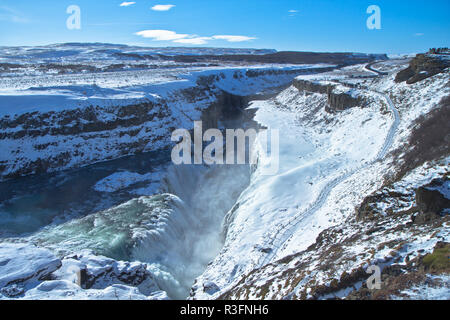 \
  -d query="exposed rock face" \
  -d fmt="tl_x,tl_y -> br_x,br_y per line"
201,91 -> 250,130
202,281 -> 221,295
55,252 -> 159,296
357,177 -> 449,223
293,79 -> 331,94
395,54 -> 449,84
293,78 -> 364,112
415,178 -> 450,215
326,90 -> 363,112
0,68 -> 314,181
0,101 -> 166,138
0,100 -> 174,180
411,177 -> 449,225
356,189 -> 414,221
